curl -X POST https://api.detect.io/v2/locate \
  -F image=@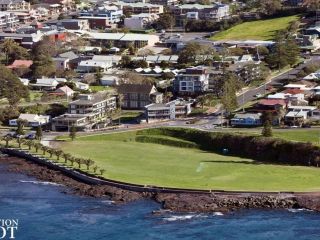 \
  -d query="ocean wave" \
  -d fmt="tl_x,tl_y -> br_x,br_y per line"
163,213 -> 216,222
287,208 -> 313,213
20,180 -> 63,186
101,200 -> 115,204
